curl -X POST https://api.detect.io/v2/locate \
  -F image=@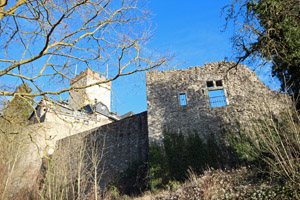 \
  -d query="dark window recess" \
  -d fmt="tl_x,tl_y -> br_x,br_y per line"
208,89 -> 227,107
216,80 -> 223,87
179,93 -> 187,106
206,81 -> 214,88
